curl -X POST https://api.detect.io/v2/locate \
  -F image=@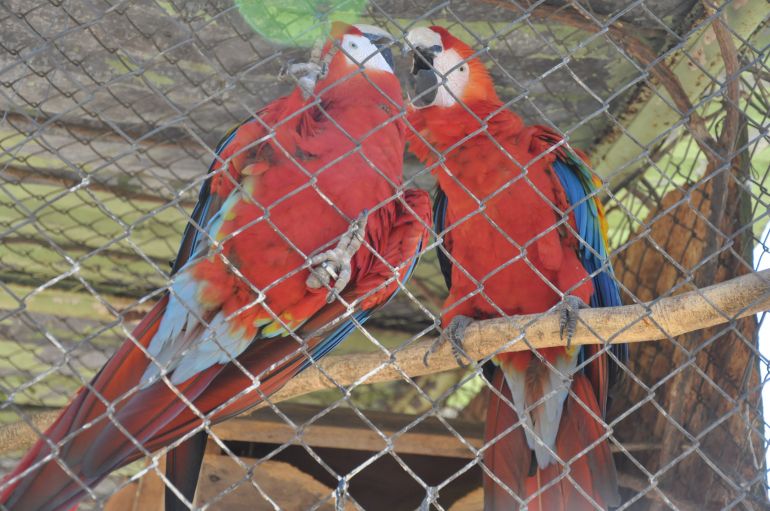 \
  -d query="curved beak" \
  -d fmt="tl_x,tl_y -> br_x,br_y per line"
366,34 -> 395,70
356,24 -> 397,72
406,44 -> 442,108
